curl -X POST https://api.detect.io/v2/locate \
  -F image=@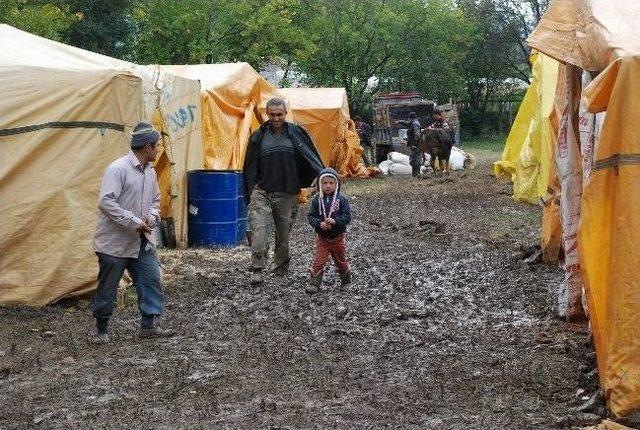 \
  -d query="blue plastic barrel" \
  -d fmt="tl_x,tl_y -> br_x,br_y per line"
236,172 -> 248,243
187,170 -> 240,247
